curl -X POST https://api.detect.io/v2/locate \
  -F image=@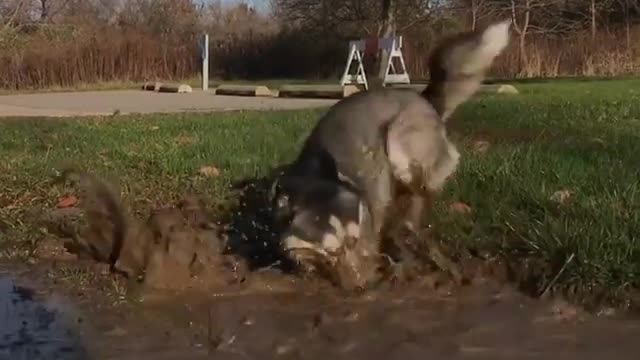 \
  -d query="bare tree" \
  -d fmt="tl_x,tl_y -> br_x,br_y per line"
455,0 -> 496,30
376,0 -> 396,80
